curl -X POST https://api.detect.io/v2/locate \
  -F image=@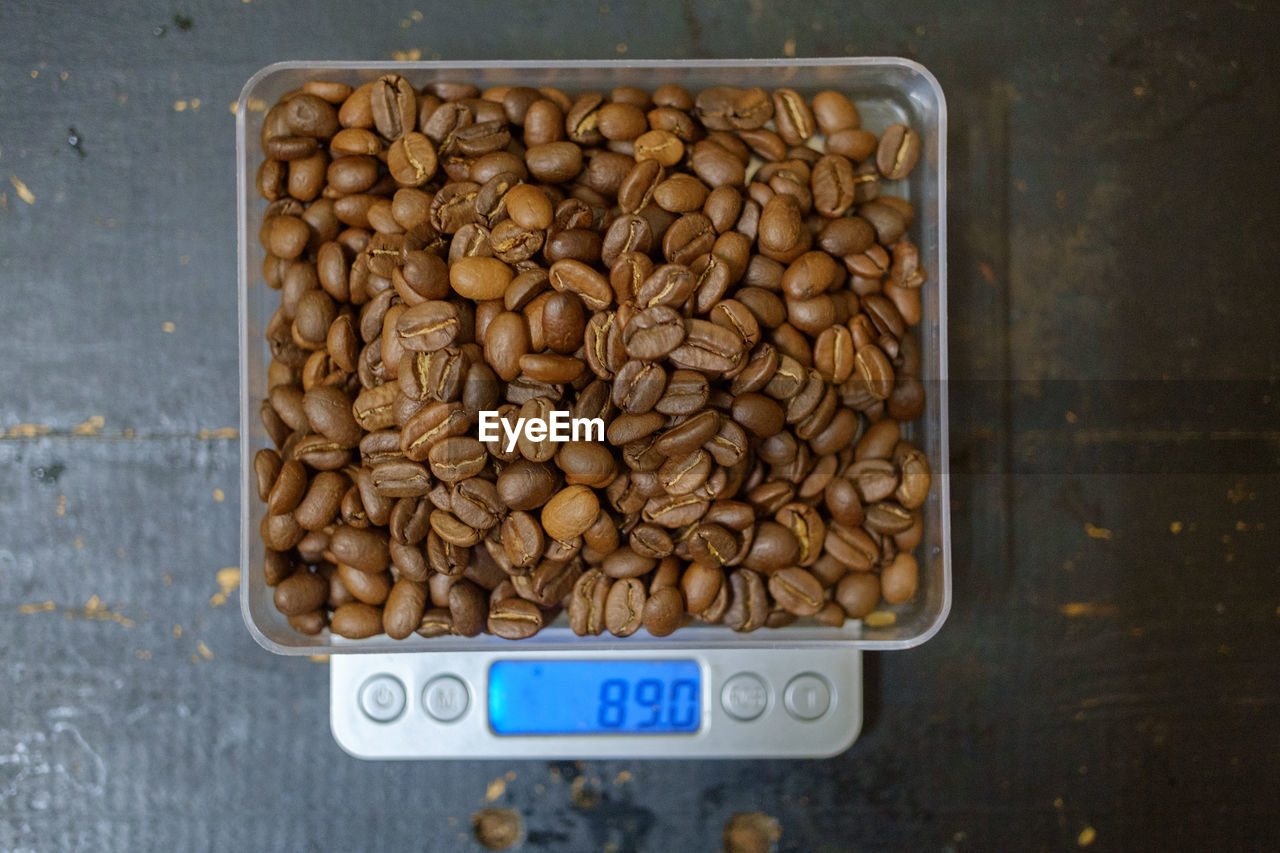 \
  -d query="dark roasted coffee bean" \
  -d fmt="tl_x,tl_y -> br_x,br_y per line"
642,587 -> 684,636
371,75 -> 416,139
623,304 -> 685,360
